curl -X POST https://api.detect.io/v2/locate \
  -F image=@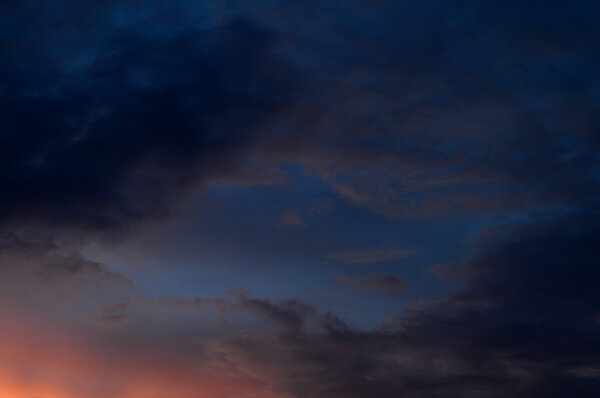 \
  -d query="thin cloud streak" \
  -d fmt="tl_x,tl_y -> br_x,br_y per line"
326,249 -> 414,264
